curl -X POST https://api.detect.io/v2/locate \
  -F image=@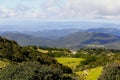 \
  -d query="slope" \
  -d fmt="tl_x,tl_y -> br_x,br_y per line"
0,32 -> 51,46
